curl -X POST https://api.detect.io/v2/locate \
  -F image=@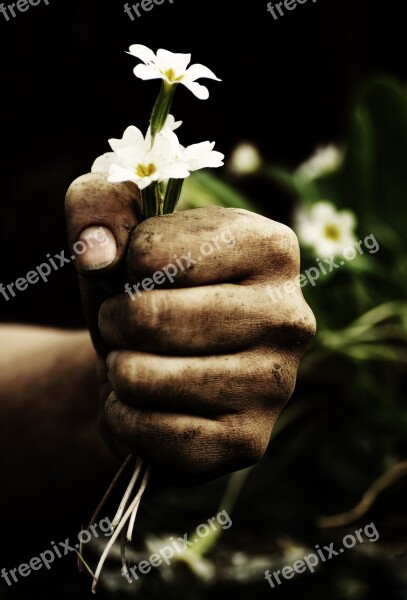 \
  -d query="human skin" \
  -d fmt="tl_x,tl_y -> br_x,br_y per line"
0,173 -> 316,519
65,172 -> 316,479
0,326 -> 116,519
